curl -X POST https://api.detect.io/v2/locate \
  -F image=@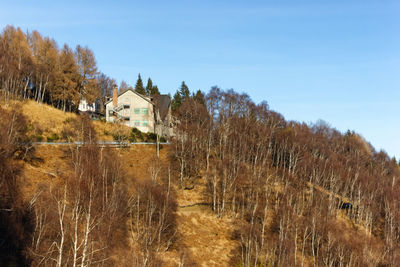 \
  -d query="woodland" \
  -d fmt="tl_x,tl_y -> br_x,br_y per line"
1,26 -> 400,266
